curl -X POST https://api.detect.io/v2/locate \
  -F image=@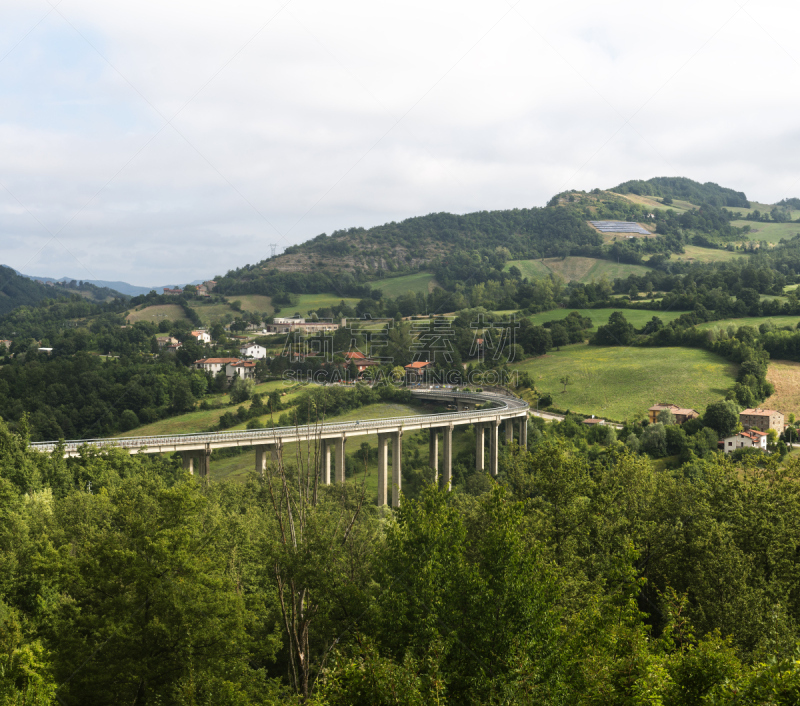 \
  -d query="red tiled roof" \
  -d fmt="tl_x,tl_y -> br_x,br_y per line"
231,361 -> 256,368
344,351 -> 366,359
405,361 -> 432,369
194,358 -> 240,364
741,408 -> 780,416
